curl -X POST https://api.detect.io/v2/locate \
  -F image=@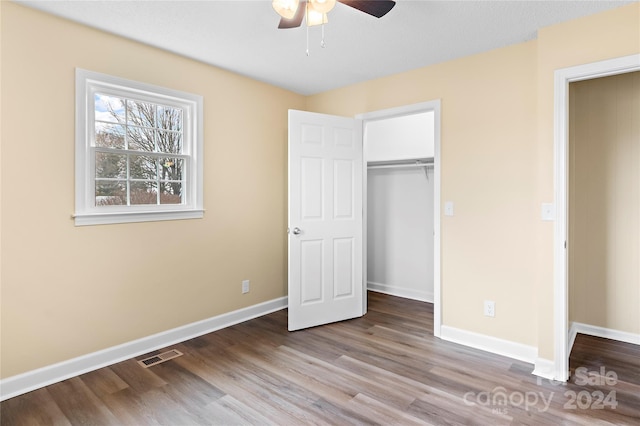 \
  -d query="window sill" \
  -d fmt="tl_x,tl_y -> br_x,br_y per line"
73,209 -> 204,226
